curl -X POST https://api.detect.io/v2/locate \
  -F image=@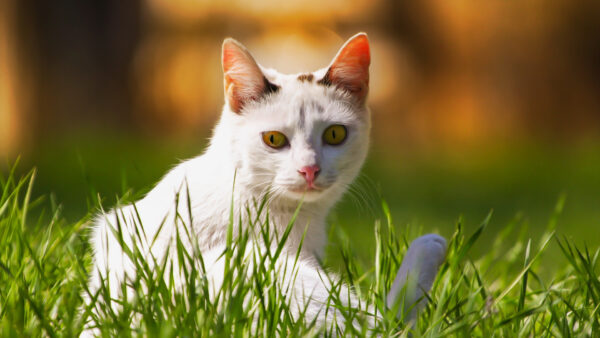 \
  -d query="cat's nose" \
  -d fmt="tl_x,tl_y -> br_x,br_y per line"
298,165 -> 320,186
